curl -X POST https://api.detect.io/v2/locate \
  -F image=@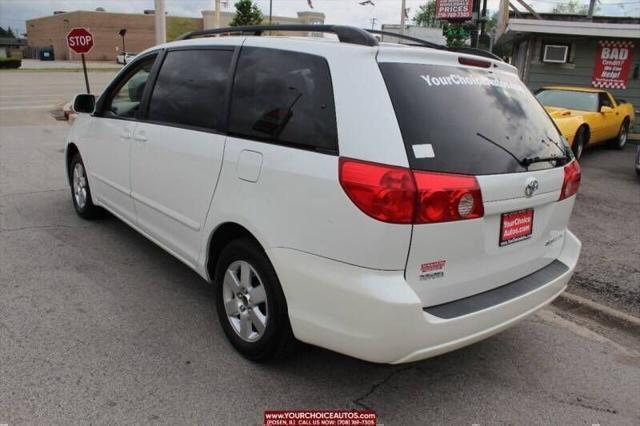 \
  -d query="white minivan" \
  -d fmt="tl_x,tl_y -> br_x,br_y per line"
66,25 -> 581,364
